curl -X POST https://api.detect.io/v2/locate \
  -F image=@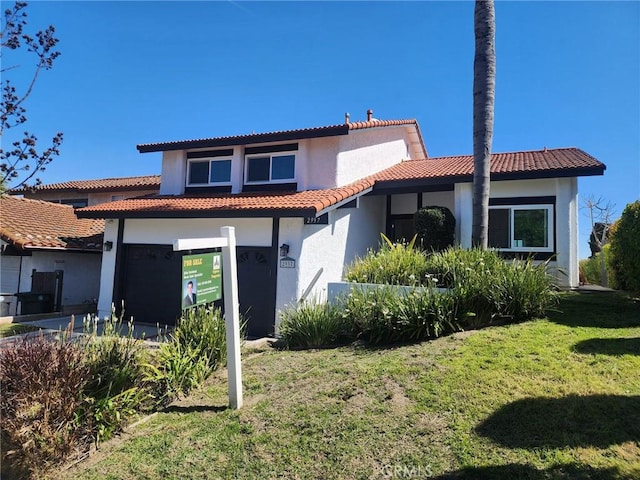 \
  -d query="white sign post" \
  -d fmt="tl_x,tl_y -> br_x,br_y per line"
173,226 -> 243,409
